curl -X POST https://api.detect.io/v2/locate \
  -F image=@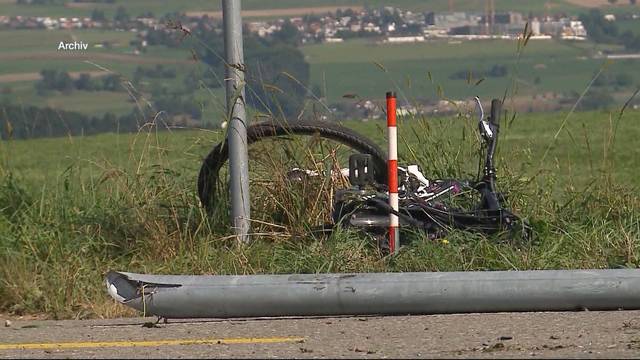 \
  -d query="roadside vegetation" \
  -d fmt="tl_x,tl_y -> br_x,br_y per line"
1,100 -> 639,318
0,3 -> 639,319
